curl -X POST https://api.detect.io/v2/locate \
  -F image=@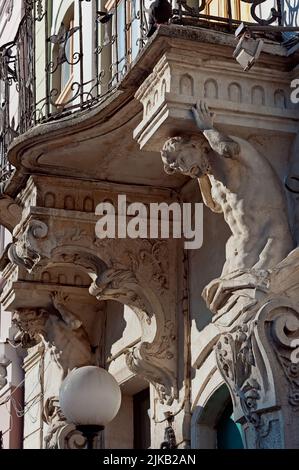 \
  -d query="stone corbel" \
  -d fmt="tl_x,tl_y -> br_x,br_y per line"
8,216 -> 179,406
90,240 -> 178,406
12,298 -> 94,375
0,196 -> 22,233
256,299 -> 299,411
133,47 -> 299,152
